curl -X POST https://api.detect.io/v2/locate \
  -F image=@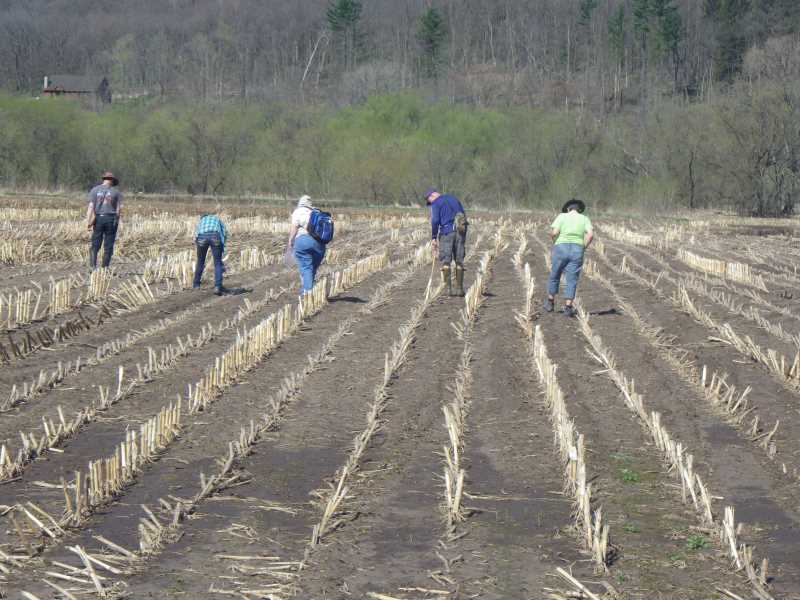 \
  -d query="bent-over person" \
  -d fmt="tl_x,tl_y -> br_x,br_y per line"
425,187 -> 468,296
288,195 -> 326,294
193,212 -> 227,296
